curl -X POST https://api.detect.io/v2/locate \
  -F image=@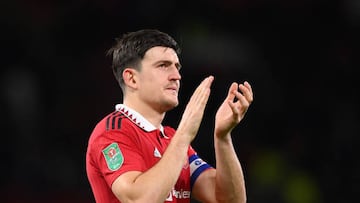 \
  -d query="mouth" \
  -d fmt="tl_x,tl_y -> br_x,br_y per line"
165,86 -> 178,95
